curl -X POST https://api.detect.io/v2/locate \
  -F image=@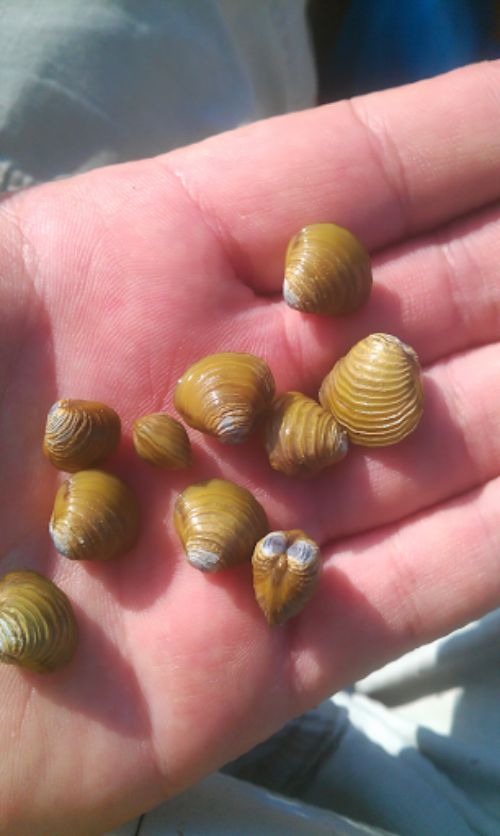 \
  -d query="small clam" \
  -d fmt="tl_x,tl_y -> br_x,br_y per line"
133,413 -> 192,468
49,470 -> 140,561
43,399 -> 121,472
265,391 -> 348,476
319,333 -> 424,446
0,570 -> 78,673
283,223 -> 372,315
252,530 -> 320,626
174,478 -> 268,572
174,352 -> 275,444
